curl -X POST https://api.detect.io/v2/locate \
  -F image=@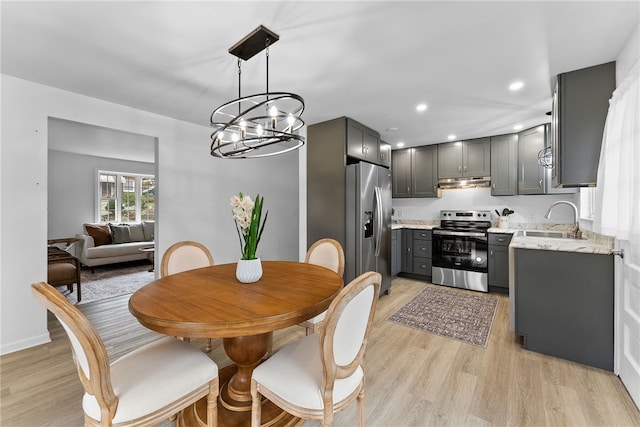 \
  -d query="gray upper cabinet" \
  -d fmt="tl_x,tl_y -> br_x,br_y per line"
437,142 -> 462,178
392,146 -> 438,198
412,145 -> 438,198
463,137 -> 491,177
552,61 -> 615,187
518,124 -> 576,195
379,141 -> 391,168
346,118 -> 380,164
392,148 -> 412,198
438,138 -> 490,179
518,125 -> 546,195
490,134 -> 518,196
